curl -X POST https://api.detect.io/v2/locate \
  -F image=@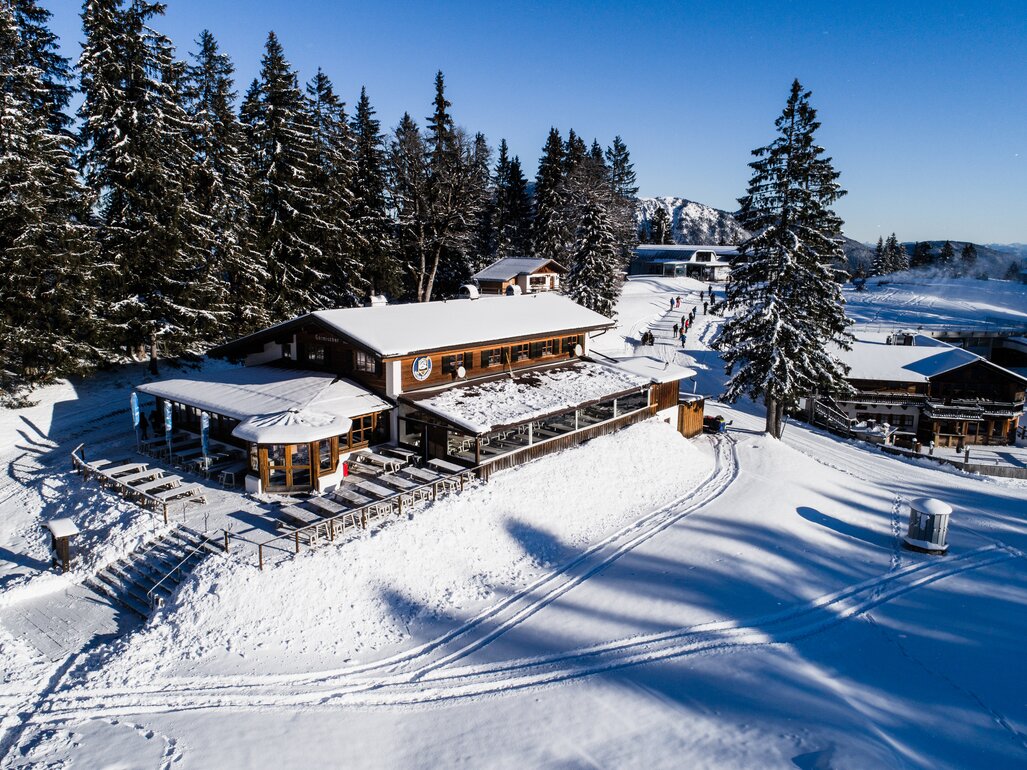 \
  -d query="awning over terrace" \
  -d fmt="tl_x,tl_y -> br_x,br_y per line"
136,365 -> 392,444
400,358 -> 685,435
